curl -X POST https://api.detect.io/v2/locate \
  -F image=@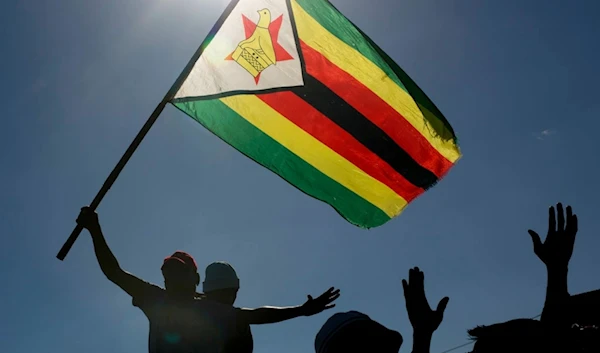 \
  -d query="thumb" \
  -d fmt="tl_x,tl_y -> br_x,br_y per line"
436,297 -> 450,315
528,230 -> 542,251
